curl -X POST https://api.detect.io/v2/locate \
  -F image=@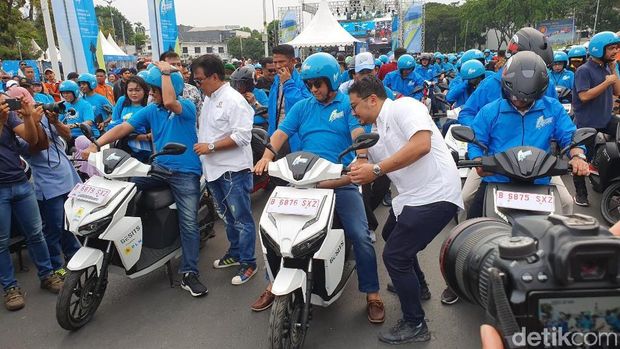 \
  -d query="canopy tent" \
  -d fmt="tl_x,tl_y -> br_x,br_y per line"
98,31 -> 135,70
42,47 -> 62,61
106,33 -> 127,56
286,0 -> 360,48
